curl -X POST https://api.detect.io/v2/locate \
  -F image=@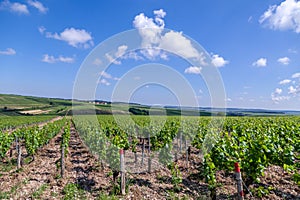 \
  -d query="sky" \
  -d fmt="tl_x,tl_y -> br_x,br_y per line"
1,0 -> 300,110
